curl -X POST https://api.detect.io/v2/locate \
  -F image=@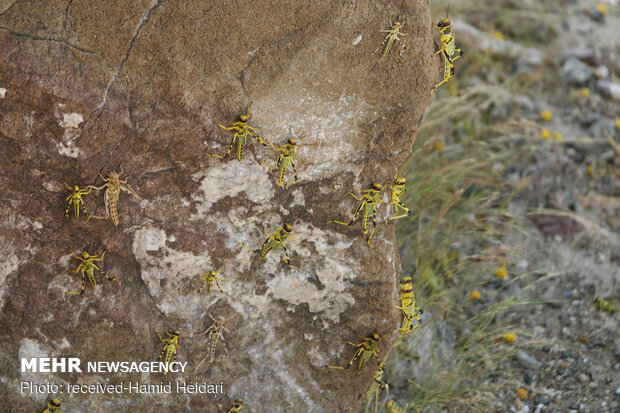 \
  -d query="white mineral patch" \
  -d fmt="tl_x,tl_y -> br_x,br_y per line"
352,34 -> 362,45
253,92 -> 370,182
265,225 -> 357,322
132,225 -> 216,320
290,190 -> 305,207
54,108 -> 83,158
191,162 -> 275,218
0,87 -> 6,98
60,113 -> 83,129
18,339 -> 50,402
